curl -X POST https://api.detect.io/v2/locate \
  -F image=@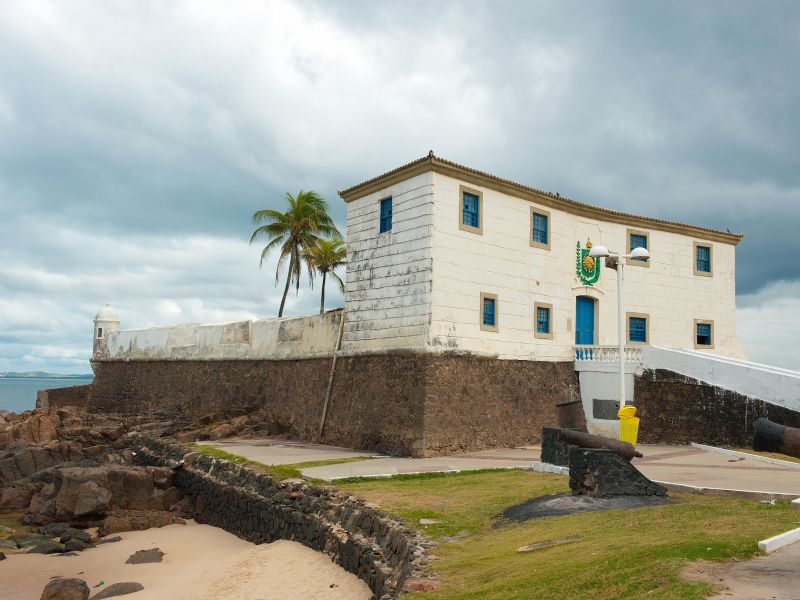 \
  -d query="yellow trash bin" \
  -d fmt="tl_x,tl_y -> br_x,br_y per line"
618,405 -> 640,446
